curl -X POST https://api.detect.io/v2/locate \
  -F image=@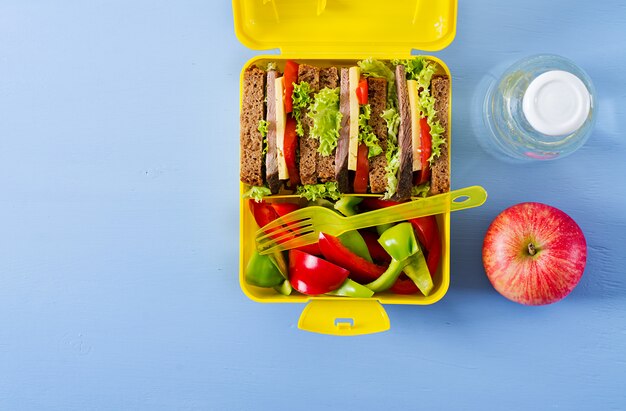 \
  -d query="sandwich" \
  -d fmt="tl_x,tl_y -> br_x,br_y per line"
239,57 -> 450,202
